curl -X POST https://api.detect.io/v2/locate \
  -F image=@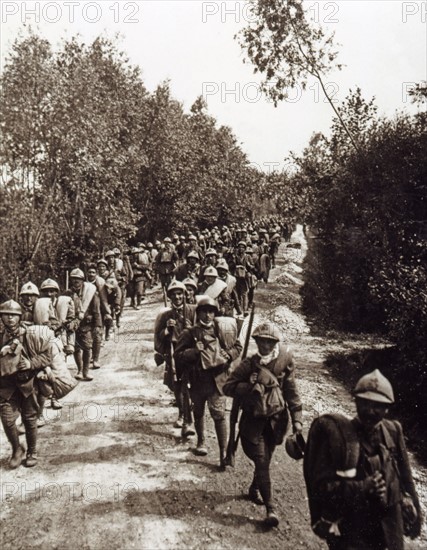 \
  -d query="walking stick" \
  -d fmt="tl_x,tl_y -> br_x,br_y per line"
225,302 -> 255,466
